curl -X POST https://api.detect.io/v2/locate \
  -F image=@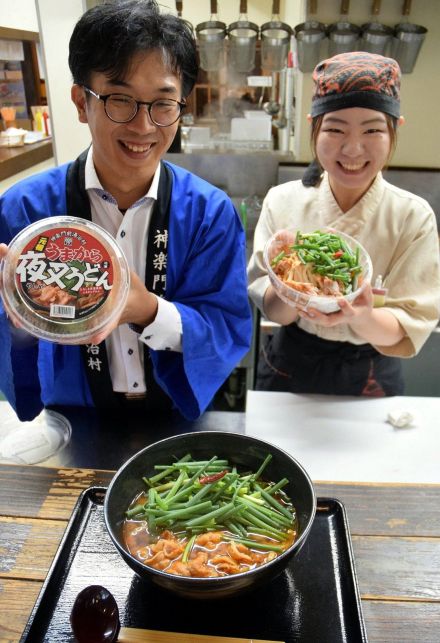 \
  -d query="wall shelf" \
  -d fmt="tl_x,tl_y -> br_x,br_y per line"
0,138 -> 52,181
